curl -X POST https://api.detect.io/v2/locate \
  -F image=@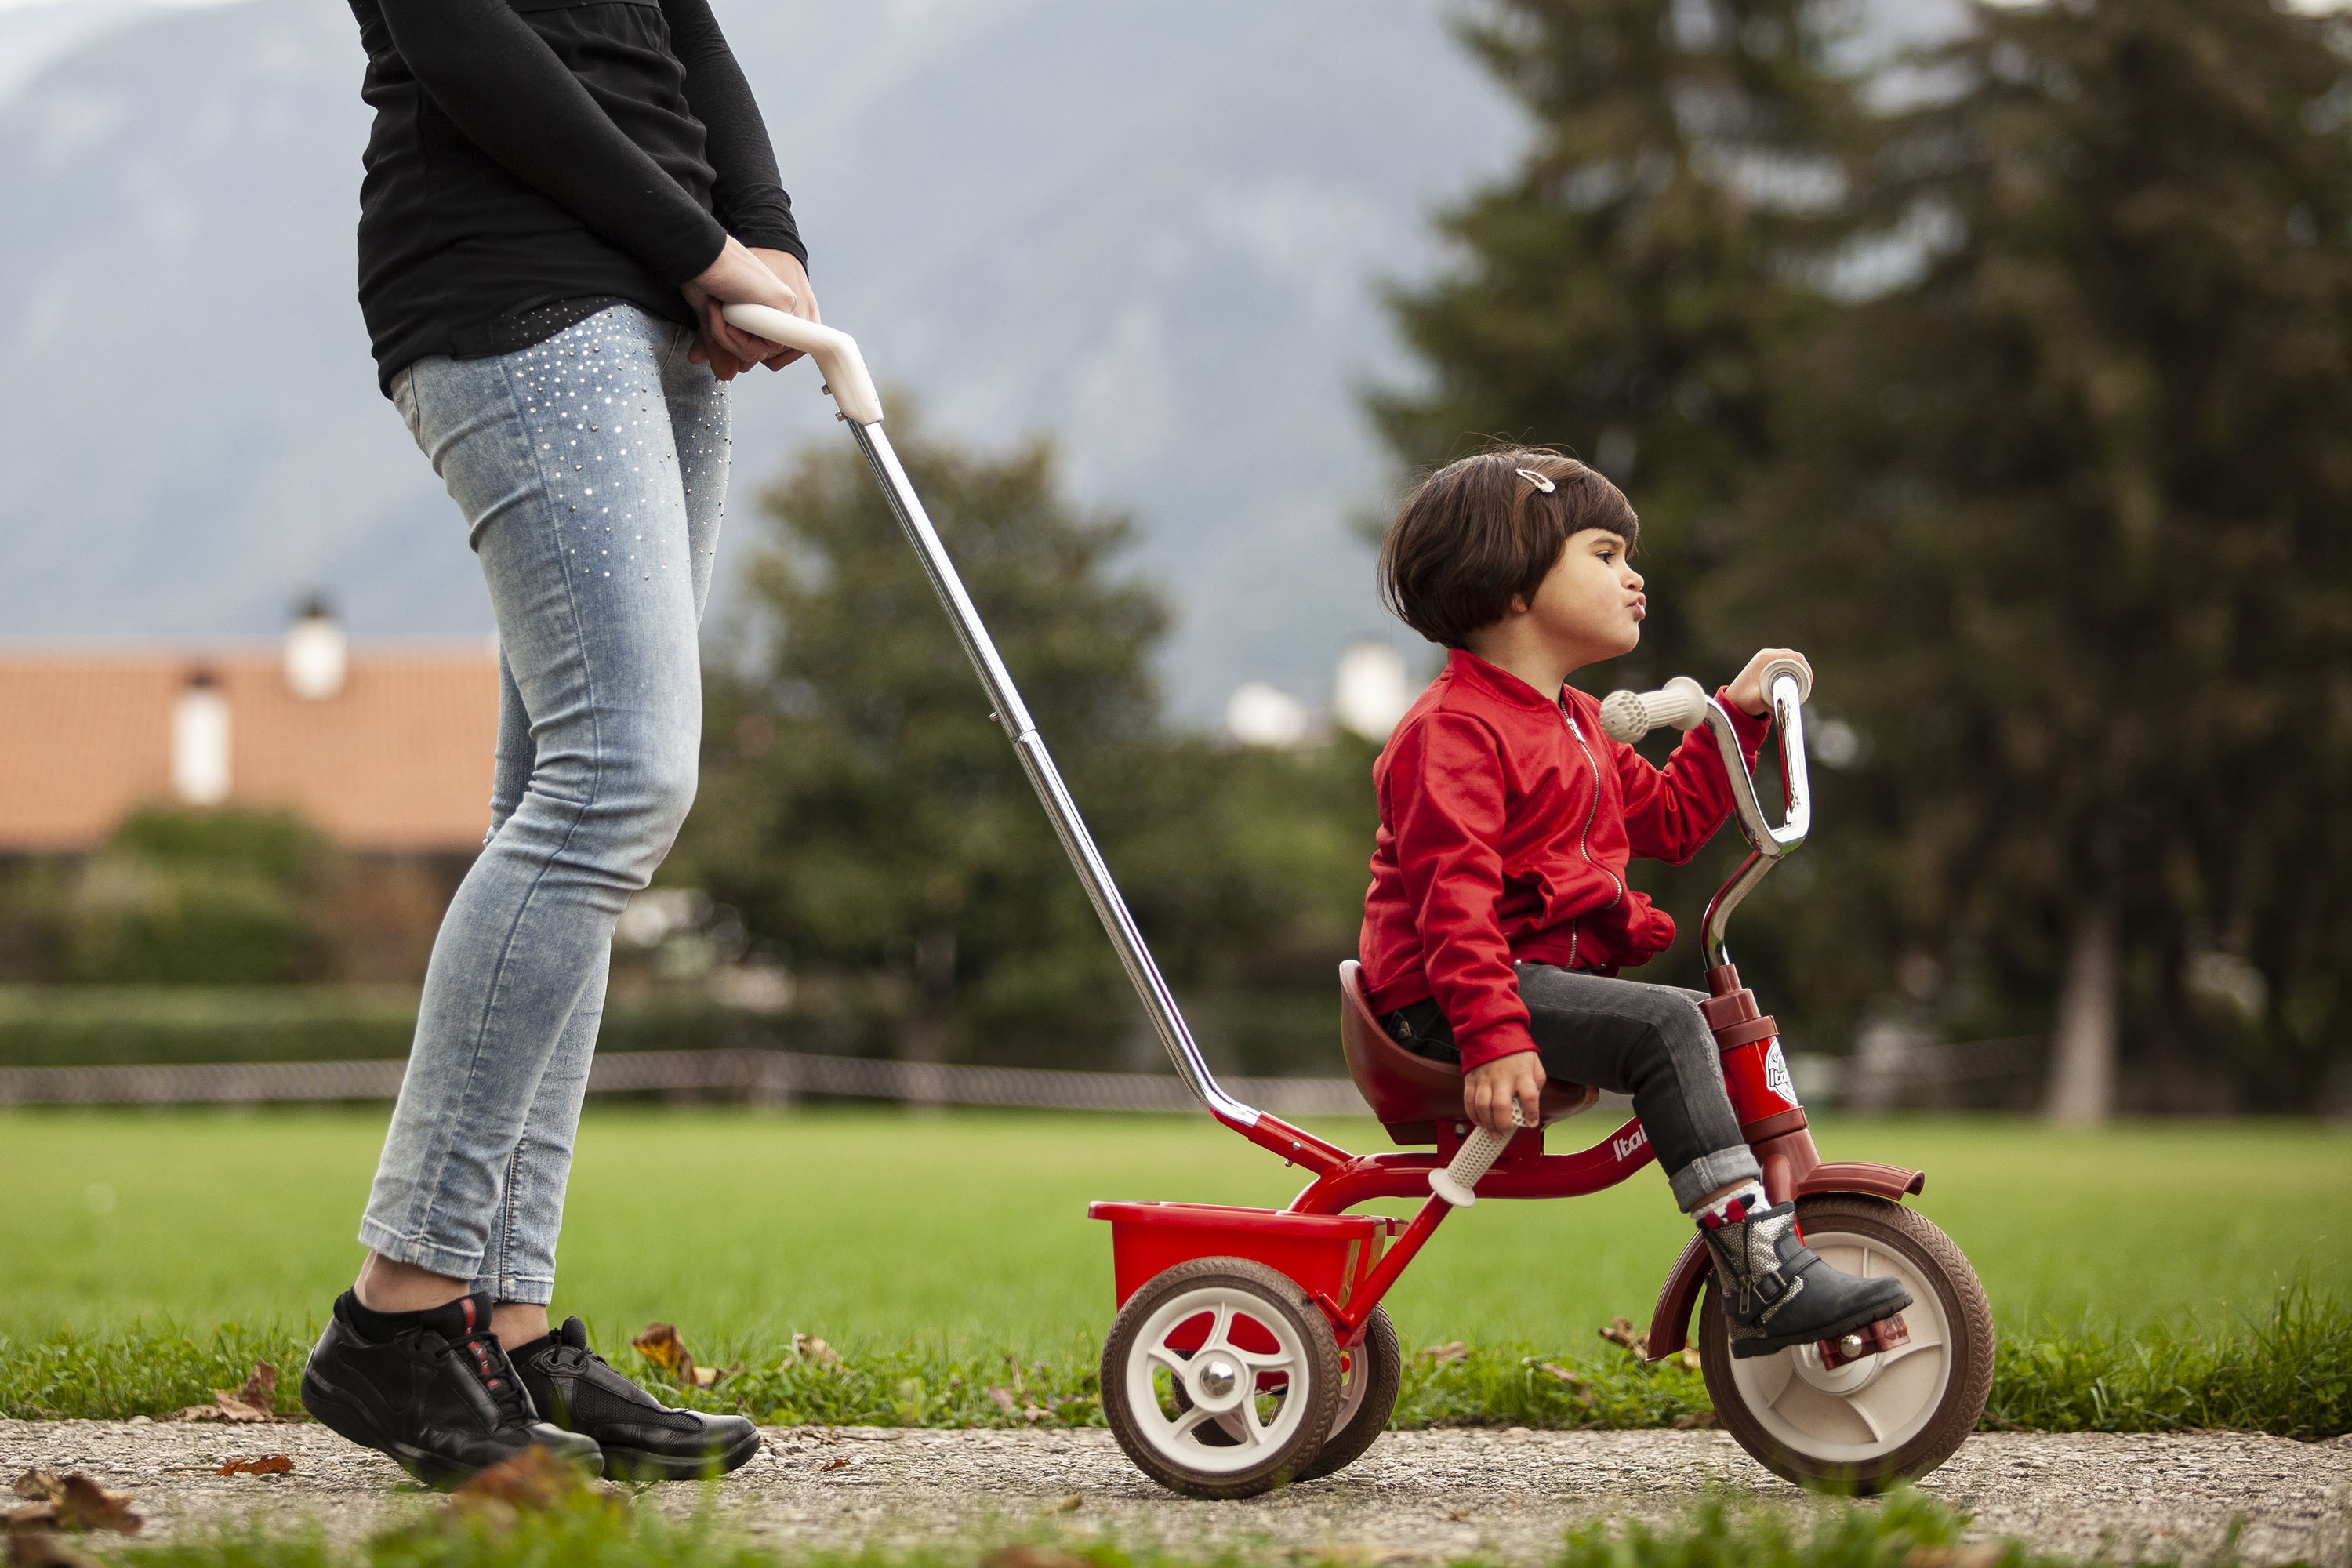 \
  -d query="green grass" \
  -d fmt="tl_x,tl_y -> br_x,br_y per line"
91,1486 -> 2129,1568
2,1107 -> 2346,1432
